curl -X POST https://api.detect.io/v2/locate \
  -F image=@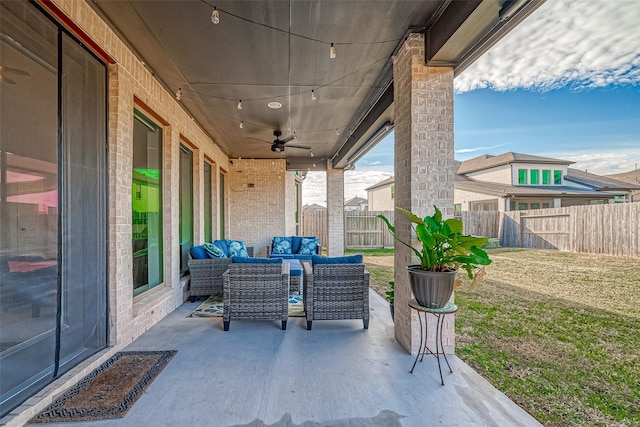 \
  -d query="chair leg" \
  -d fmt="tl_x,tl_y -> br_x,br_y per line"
282,320 -> 287,330
363,319 -> 369,329
223,321 -> 230,331
306,320 -> 312,330
189,295 -> 195,303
